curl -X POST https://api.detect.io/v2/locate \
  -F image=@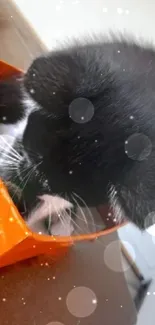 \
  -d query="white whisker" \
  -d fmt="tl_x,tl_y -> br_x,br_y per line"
20,163 -> 39,194
73,192 -> 93,217
71,194 -> 88,226
1,166 -> 18,170
0,152 -> 20,164
0,160 -> 18,166
59,210 -> 69,229
51,197 -> 67,229
72,192 -> 96,233
71,206 -> 101,229
0,136 -> 21,159
71,212 -> 87,234
11,164 -> 36,201
0,148 -> 21,161
47,201 -> 52,233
